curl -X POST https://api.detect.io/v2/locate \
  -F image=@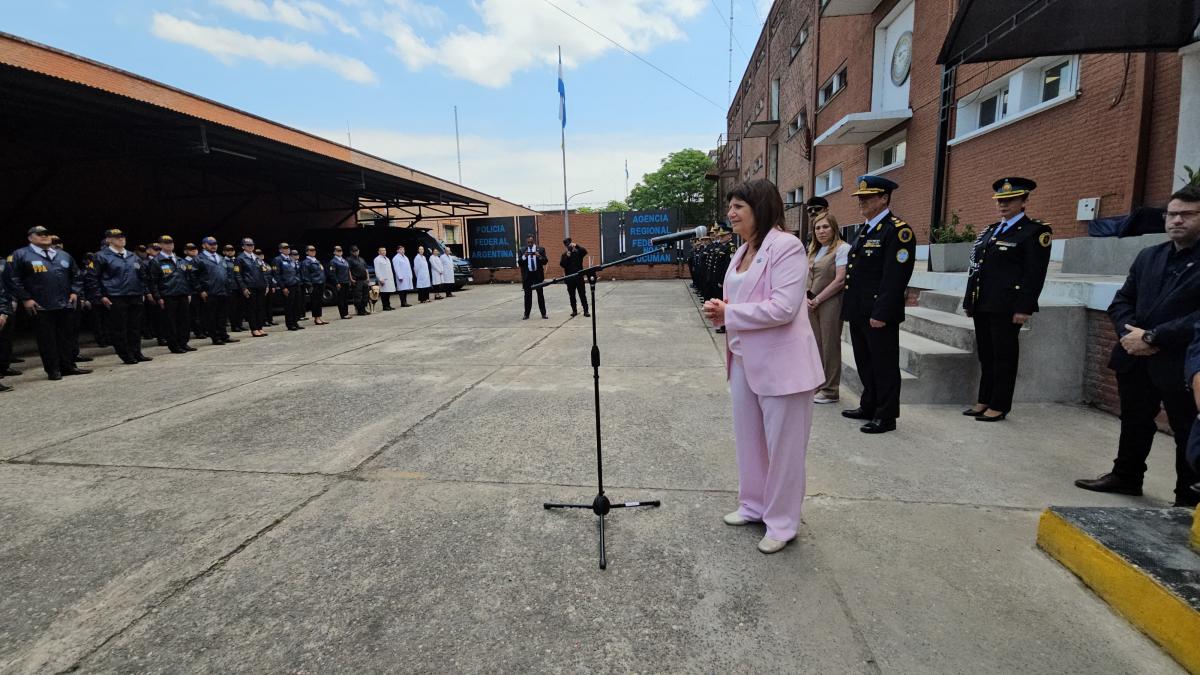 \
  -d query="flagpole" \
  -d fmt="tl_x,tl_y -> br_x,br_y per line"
560,46 -> 570,239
